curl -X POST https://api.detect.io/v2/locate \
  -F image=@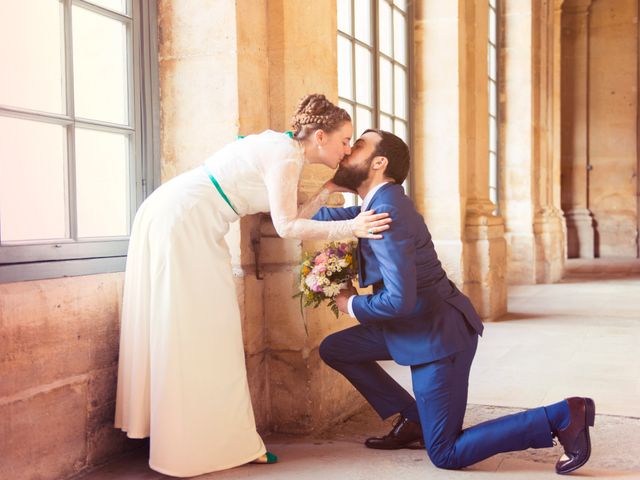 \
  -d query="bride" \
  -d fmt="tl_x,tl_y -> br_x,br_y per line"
114,94 -> 391,477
